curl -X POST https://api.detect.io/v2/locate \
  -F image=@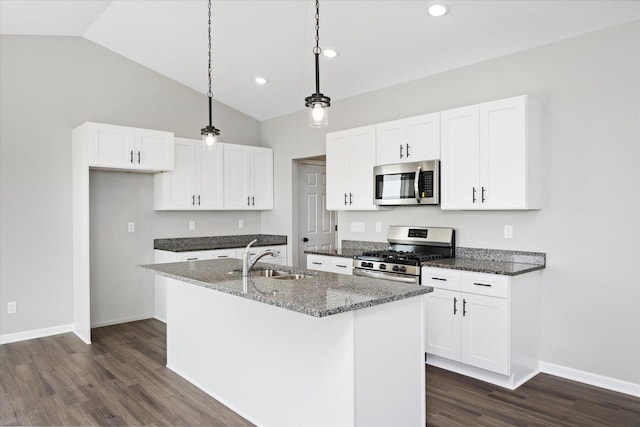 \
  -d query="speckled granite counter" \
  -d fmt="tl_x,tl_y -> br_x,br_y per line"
424,247 -> 546,276
141,258 -> 431,317
304,248 -> 367,258
154,234 -> 287,252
